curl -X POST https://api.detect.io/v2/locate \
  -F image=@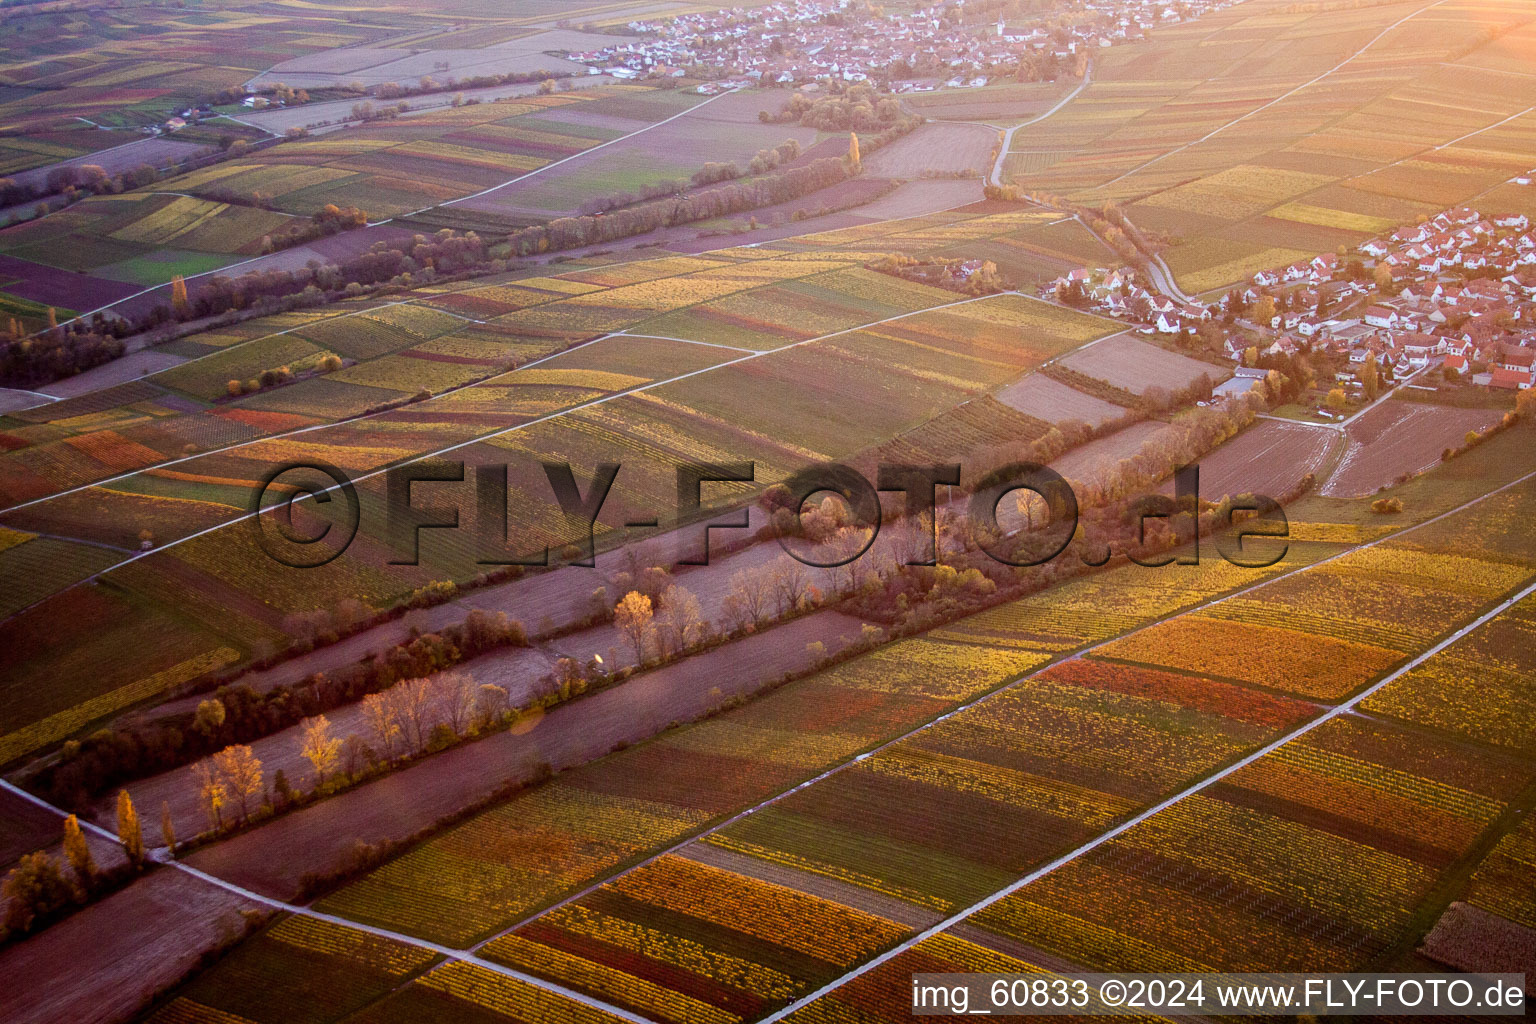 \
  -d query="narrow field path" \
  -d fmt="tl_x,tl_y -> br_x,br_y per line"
1099,0 -> 1455,189
6,460 -> 1533,1024
988,64 -> 1092,188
